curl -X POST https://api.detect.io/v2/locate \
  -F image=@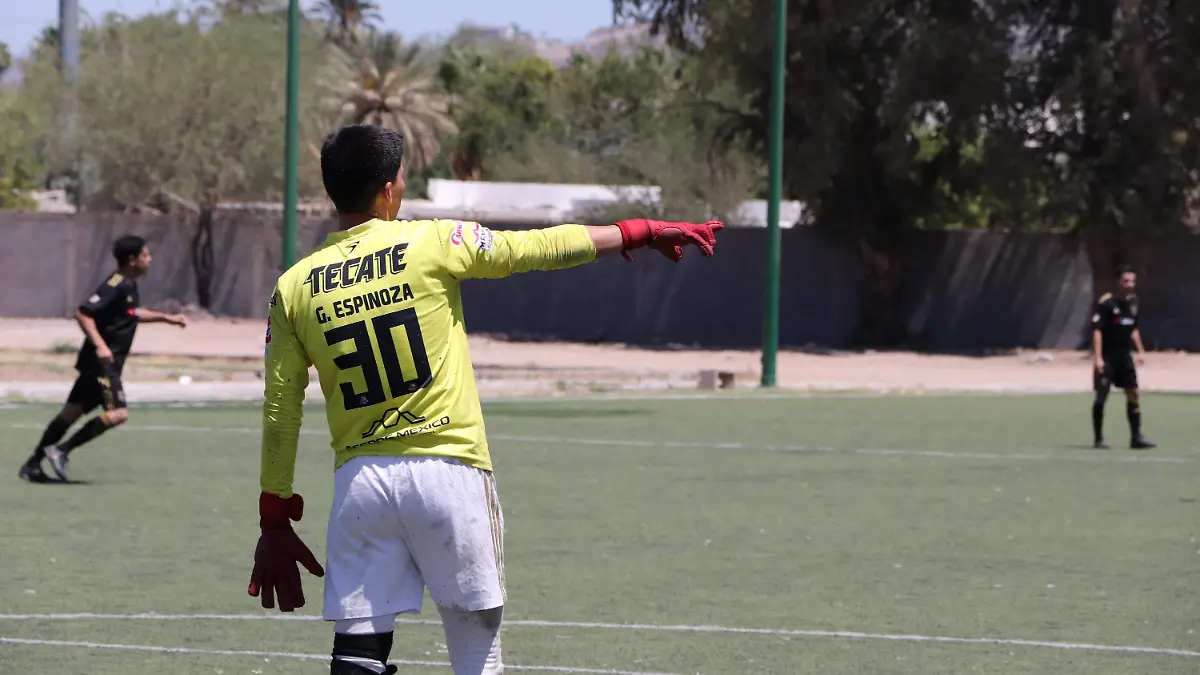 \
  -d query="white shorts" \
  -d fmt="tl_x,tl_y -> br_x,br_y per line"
323,455 -> 506,621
